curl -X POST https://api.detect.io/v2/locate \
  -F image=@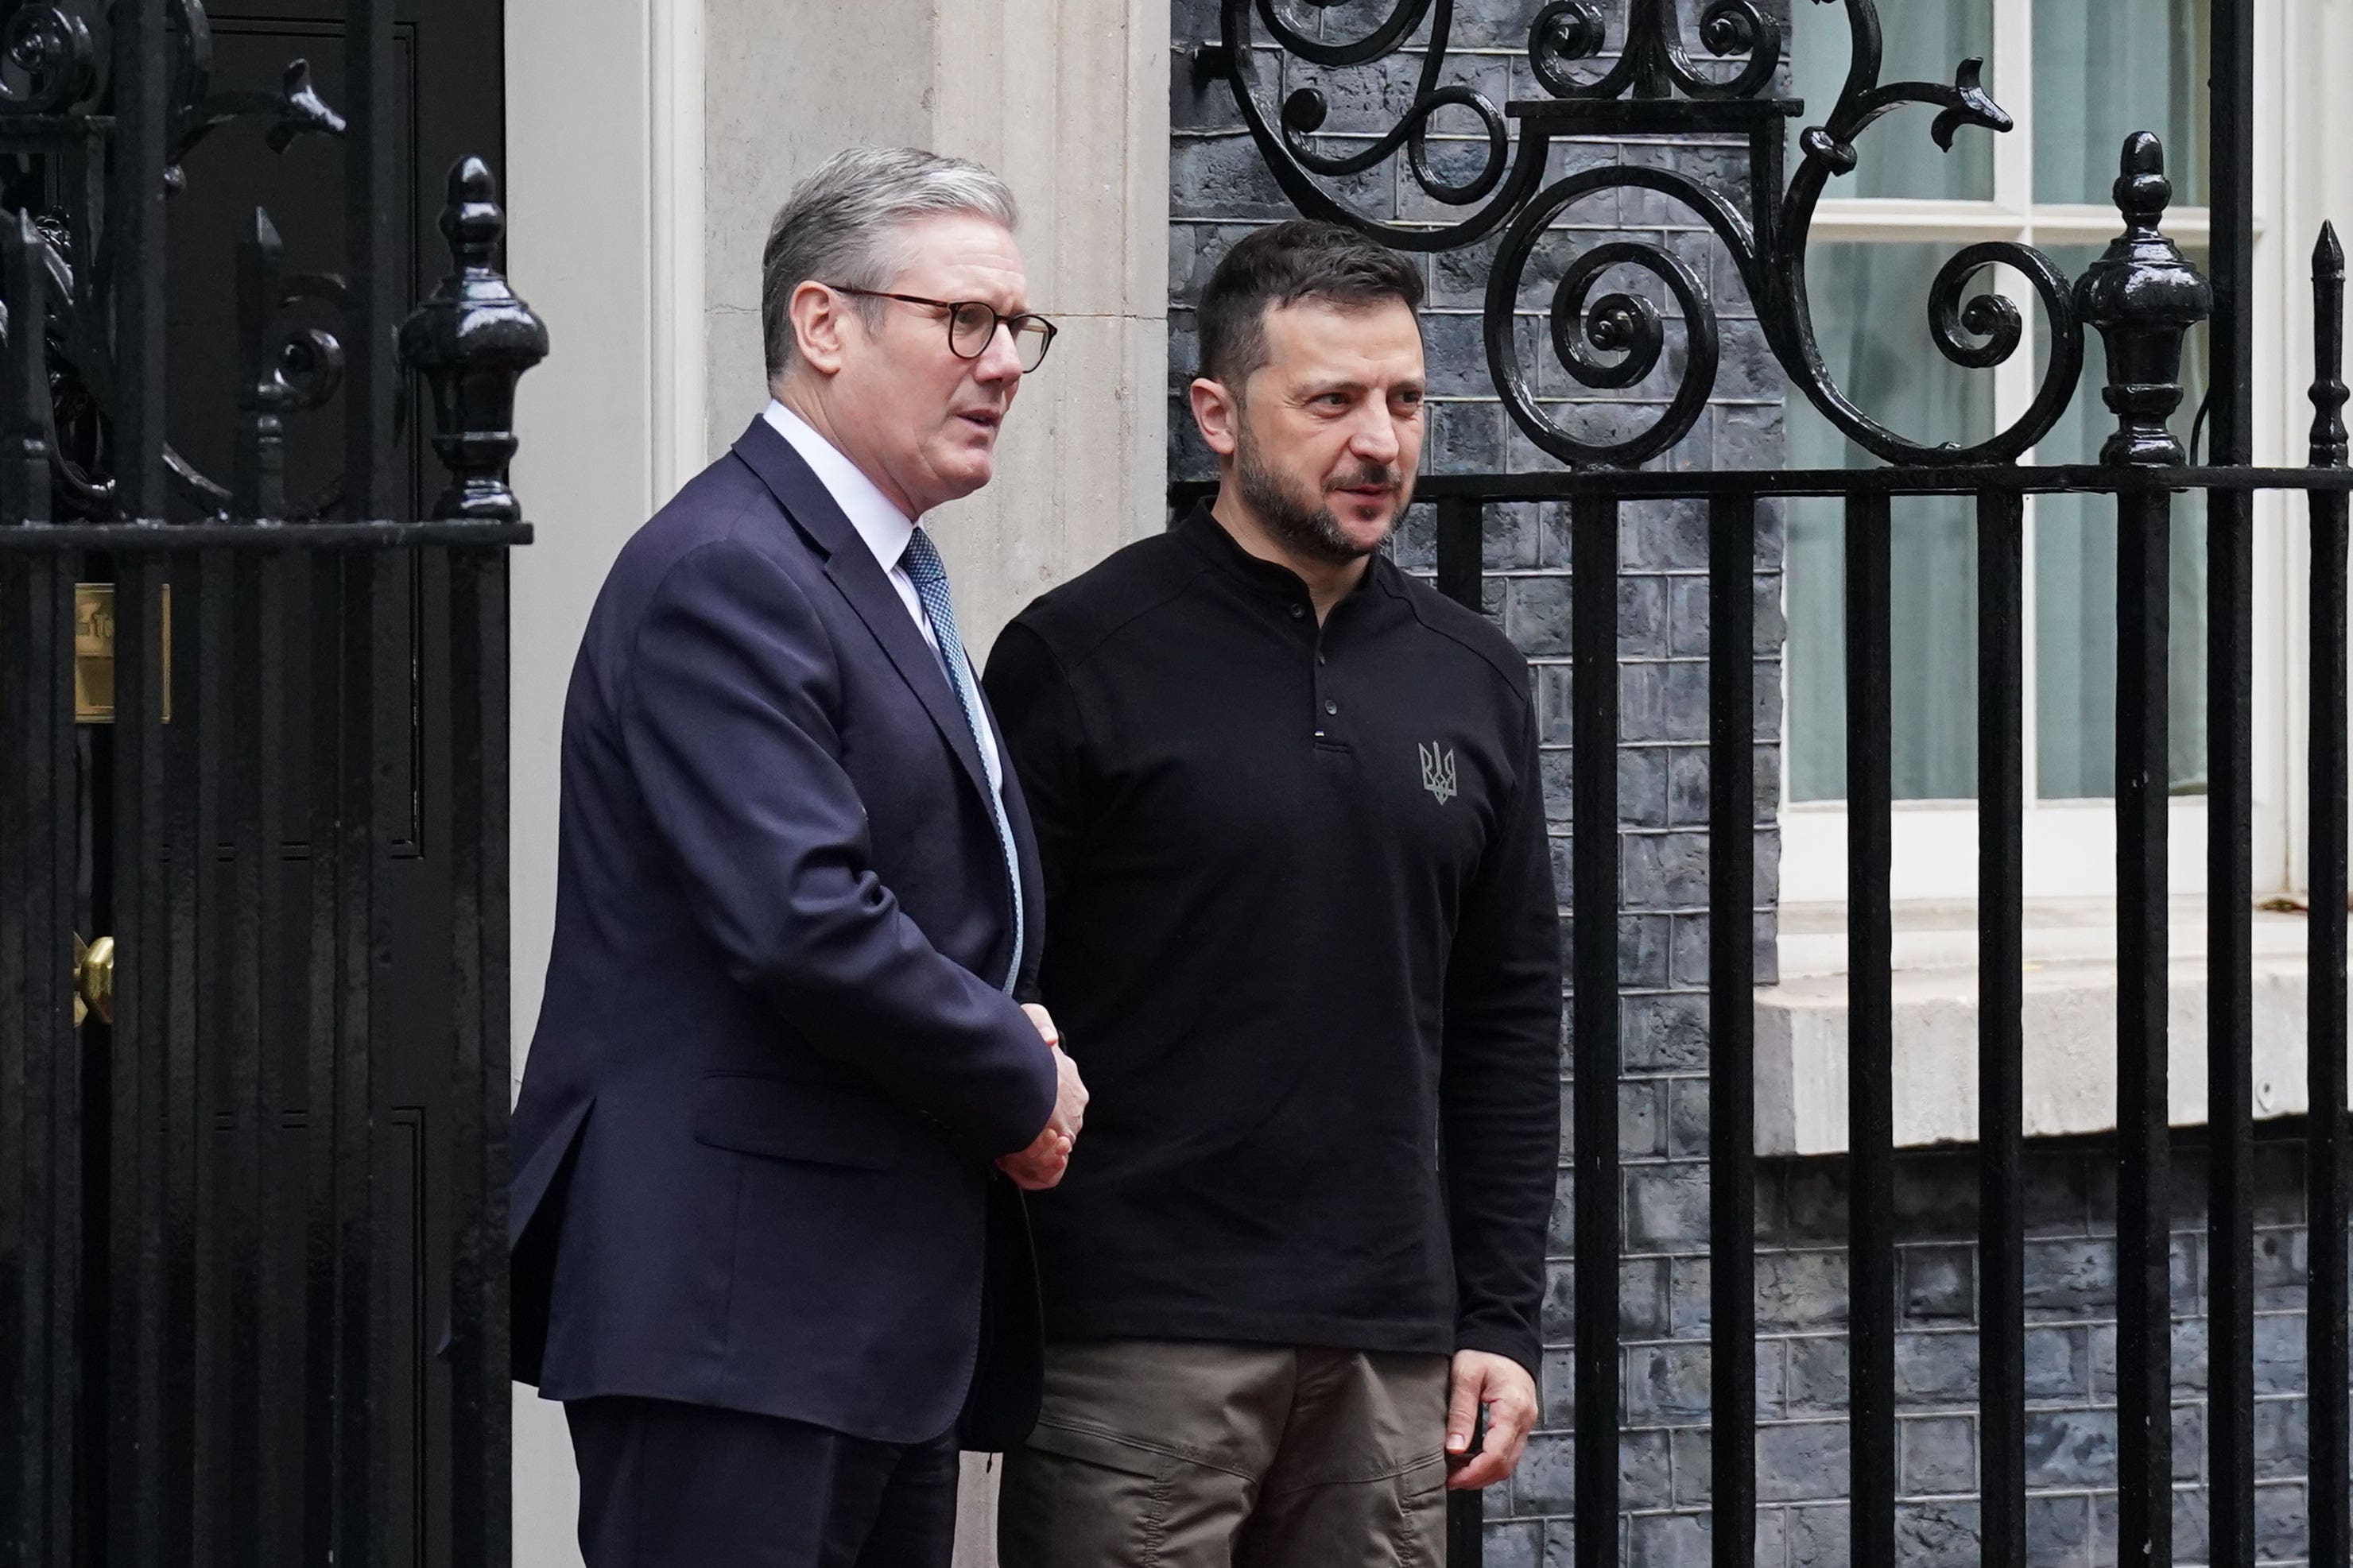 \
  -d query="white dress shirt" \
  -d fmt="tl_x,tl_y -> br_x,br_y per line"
763,399 -> 1003,793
